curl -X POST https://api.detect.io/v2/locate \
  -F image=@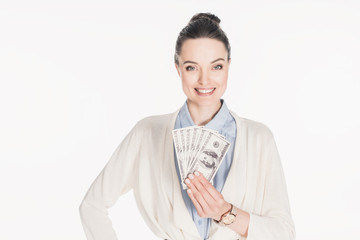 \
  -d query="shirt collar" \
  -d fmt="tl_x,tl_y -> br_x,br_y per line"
178,99 -> 230,132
